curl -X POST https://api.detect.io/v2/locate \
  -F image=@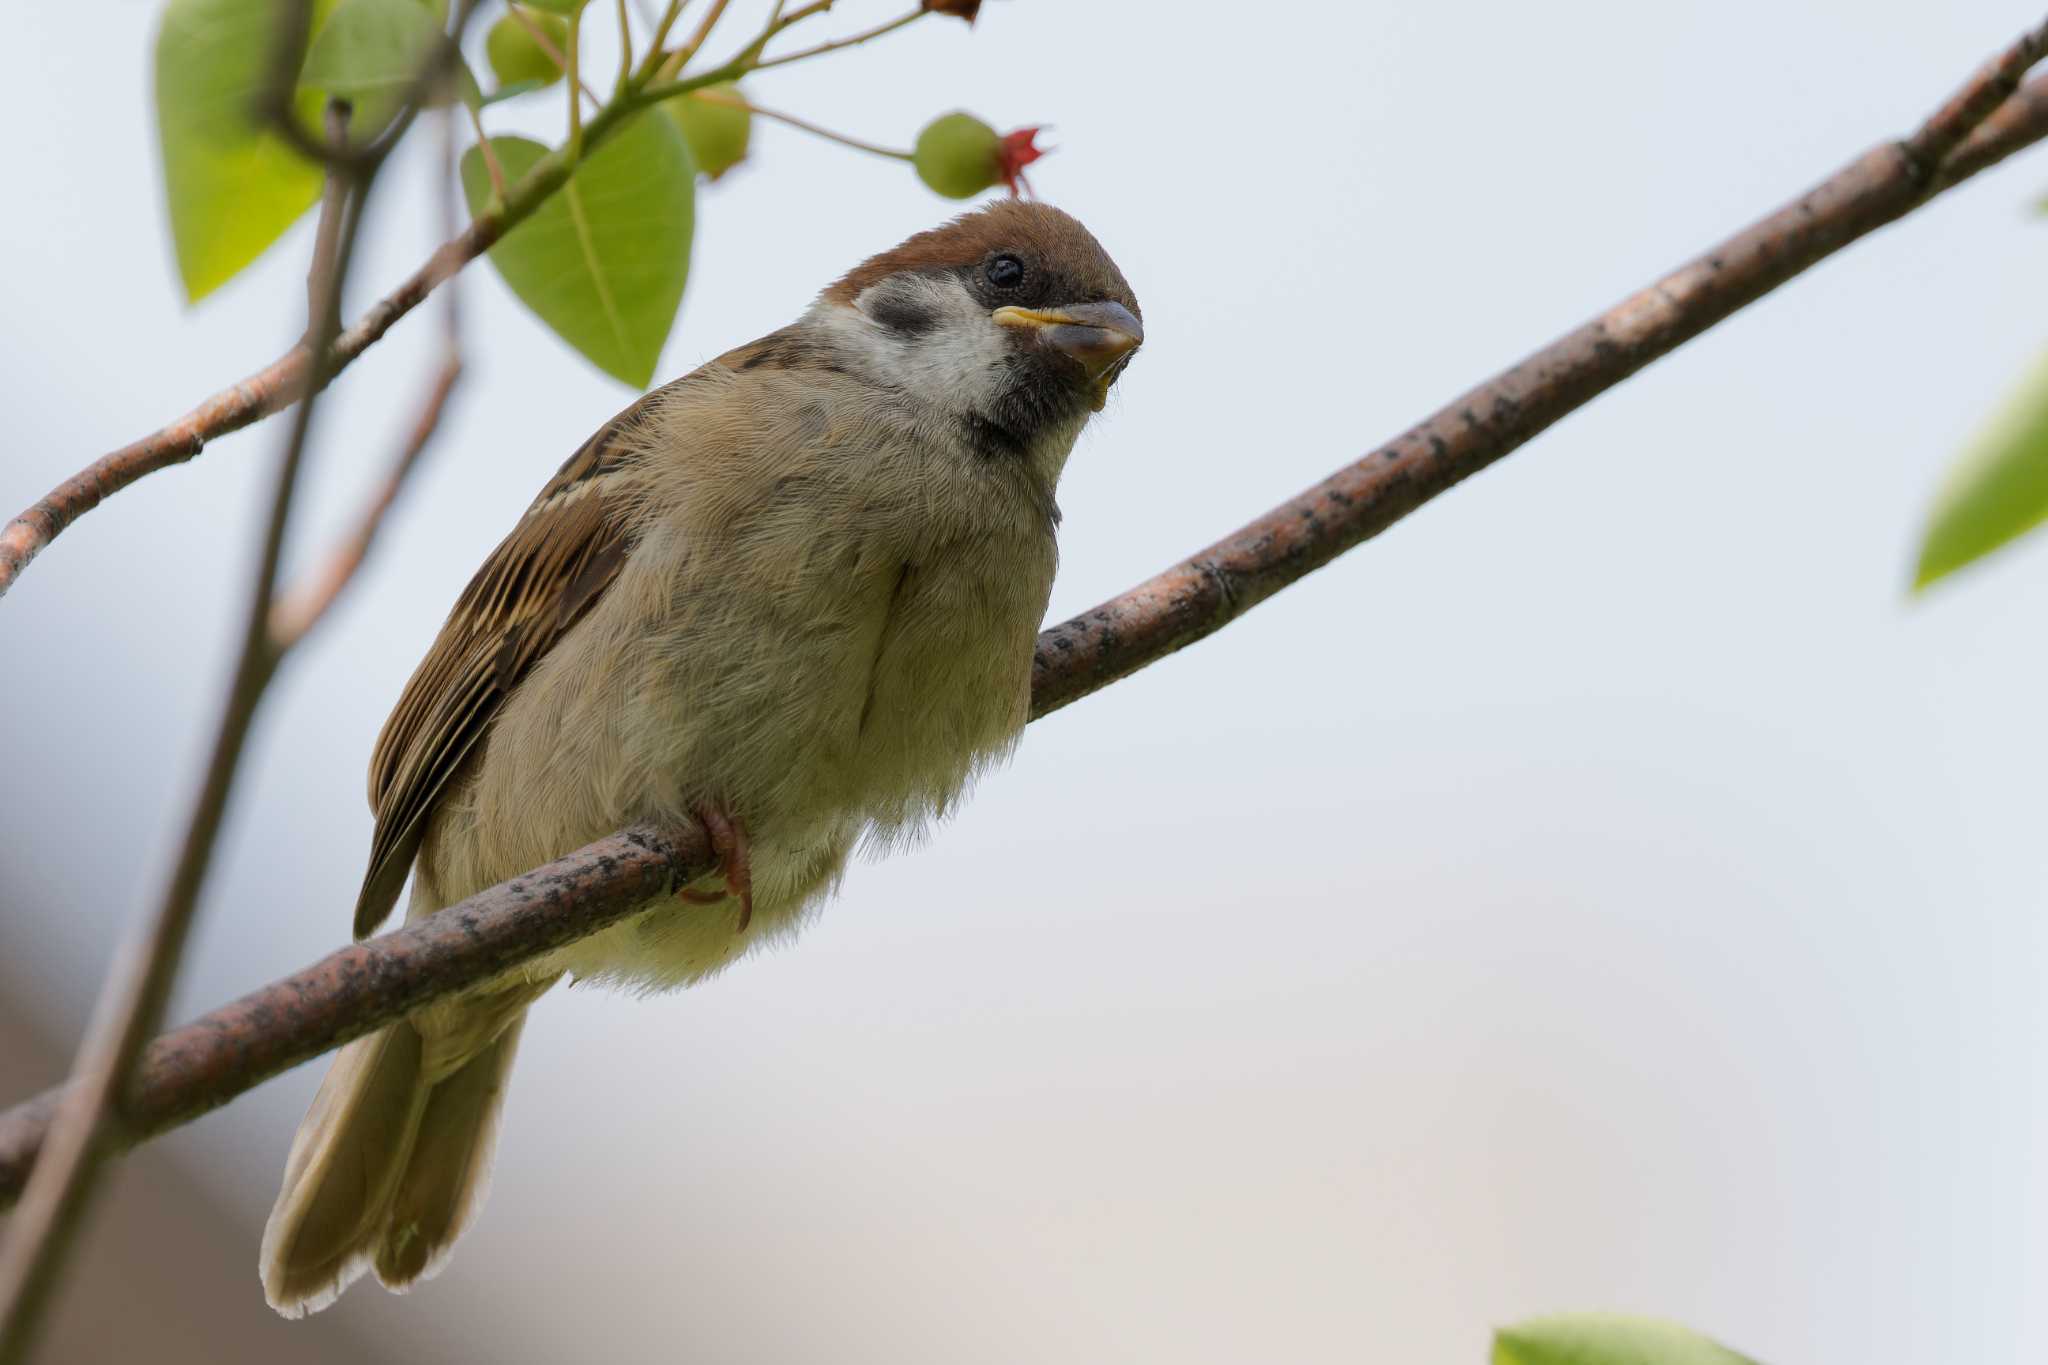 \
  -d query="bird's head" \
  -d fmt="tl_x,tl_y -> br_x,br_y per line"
815,200 -> 1142,469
